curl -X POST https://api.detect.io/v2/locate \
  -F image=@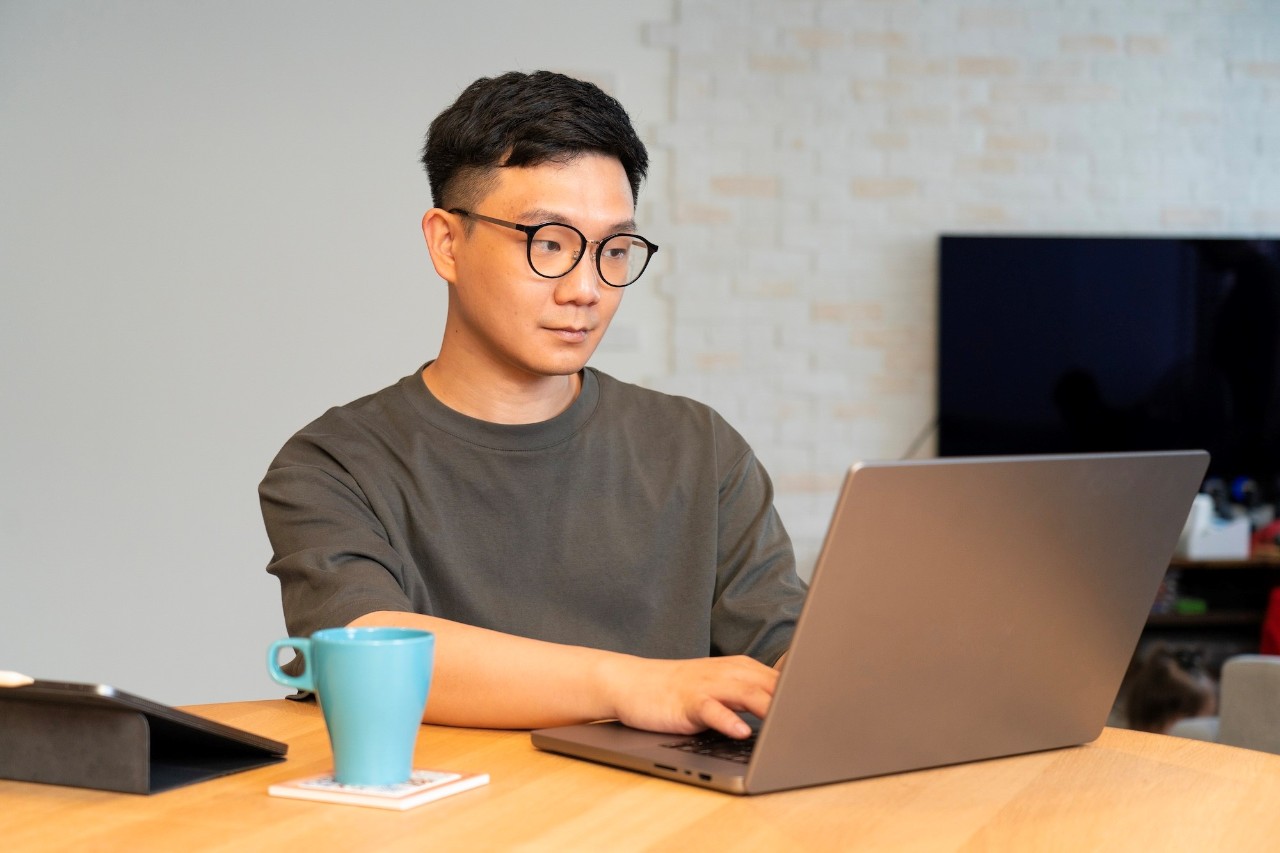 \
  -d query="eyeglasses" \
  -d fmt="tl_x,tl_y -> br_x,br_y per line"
449,209 -> 659,288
